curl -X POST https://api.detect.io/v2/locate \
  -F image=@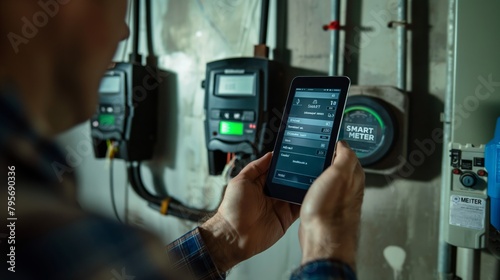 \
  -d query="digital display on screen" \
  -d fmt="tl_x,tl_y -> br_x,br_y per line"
272,88 -> 341,190
217,75 -> 255,96
219,121 -> 244,135
99,76 -> 121,94
99,114 -> 116,126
